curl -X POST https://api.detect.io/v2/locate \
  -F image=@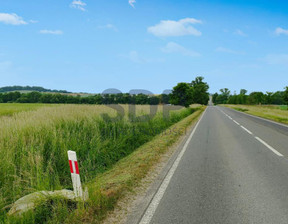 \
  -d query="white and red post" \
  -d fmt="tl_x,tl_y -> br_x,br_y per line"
68,150 -> 83,198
